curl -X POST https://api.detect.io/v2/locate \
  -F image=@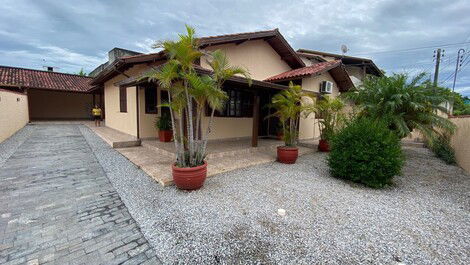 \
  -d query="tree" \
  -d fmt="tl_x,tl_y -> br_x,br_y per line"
268,82 -> 315,147
314,96 -> 345,141
77,68 -> 87,76
451,93 -> 470,116
343,72 -> 456,139
146,25 -> 250,167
